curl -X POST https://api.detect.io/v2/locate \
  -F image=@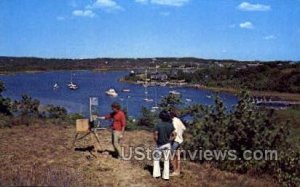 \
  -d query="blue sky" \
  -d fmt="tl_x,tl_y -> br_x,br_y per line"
0,0 -> 300,61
